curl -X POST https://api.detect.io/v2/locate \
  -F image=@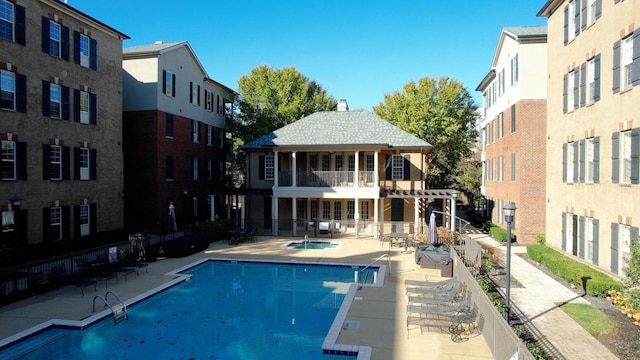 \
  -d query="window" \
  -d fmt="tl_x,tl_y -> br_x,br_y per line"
79,204 -> 90,236
620,224 -> 631,271
79,147 -> 90,180
584,56 -> 600,105
567,142 -> 576,183
334,201 -> 342,220
564,70 -> 579,112
207,125 -> 212,146
311,200 -> 318,221
2,209 -> 14,232
50,207 -> 62,241
49,20 -> 61,57
192,120 -> 199,143
322,155 -> 330,171
1,69 -> 15,111
165,114 -> 173,138
348,155 -> 355,172
79,34 -> 89,67
511,54 -> 519,85
566,0 -> 580,43
621,131 -> 632,184
207,159 -> 212,180
335,154 -> 343,171
510,153 -> 516,181
585,217 -> 594,262
190,82 -> 200,106
622,36 -> 633,91
50,145 -> 62,180
79,90 -> 90,124
322,201 -> 330,220
192,158 -> 199,180
1,140 -> 15,180
392,154 -> 404,180
360,201 -> 370,221
165,155 -> 173,180
0,0 -> 14,41
498,113 -> 504,139
162,70 -> 175,97
498,156 -> 504,181
566,213 -> 575,254
510,105 -> 516,133
50,83 -> 61,118
585,0 -> 601,28
205,90 -> 212,111
498,68 -> 505,96
193,196 -> 198,217
366,154 -> 374,171
585,138 -> 595,183
264,154 -> 274,180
